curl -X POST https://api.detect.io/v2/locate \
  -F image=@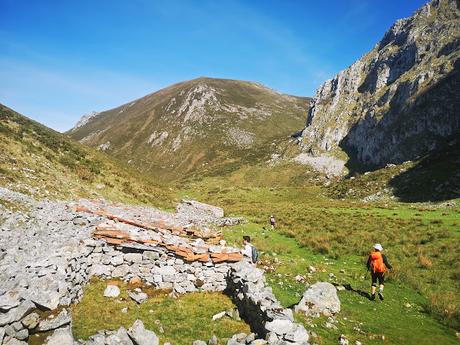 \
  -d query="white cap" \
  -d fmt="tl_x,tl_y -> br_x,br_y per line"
374,243 -> 383,251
